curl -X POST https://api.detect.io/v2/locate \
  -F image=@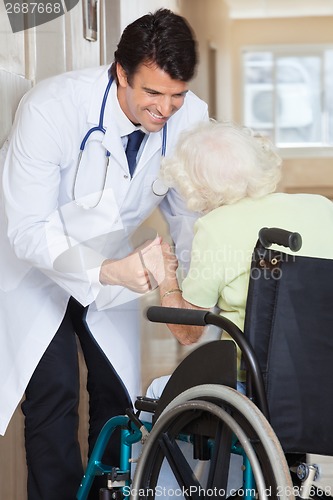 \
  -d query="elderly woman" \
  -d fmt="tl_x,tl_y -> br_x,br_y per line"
147,120 -> 333,385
